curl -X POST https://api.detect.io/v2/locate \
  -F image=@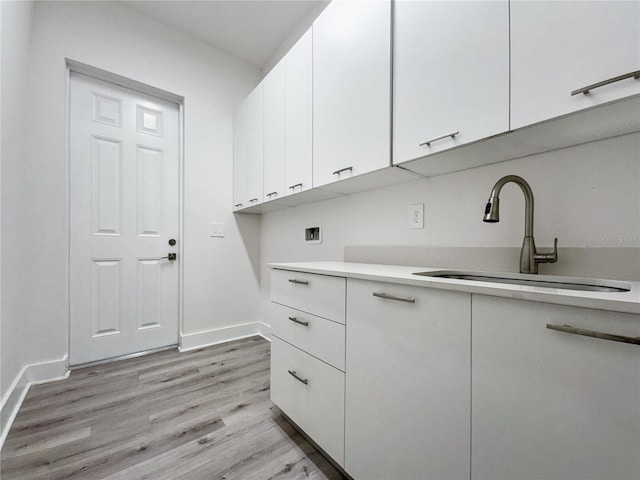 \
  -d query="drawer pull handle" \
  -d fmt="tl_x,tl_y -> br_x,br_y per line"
234,203 -> 243,208
419,130 -> 459,147
288,183 -> 303,190
266,191 -> 278,199
288,369 -> 309,385
332,166 -> 353,176
289,316 -> 309,327
571,70 -> 640,96
546,324 -> 640,346
249,198 -> 259,204
373,292 -> 416,304
288,279 -> 309,285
